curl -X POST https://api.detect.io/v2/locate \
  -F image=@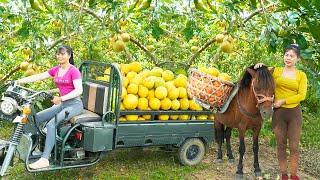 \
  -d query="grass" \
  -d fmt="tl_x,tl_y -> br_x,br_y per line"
300,112 -> 320,149
3,148 -> 210,179
0,112 -> 319,179
0,121 -> 209,179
